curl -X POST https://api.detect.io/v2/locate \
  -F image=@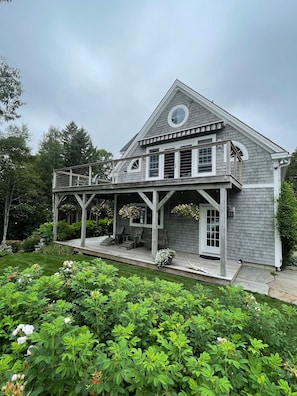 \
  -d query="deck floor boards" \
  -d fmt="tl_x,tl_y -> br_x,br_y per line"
57,237 -> 242,286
